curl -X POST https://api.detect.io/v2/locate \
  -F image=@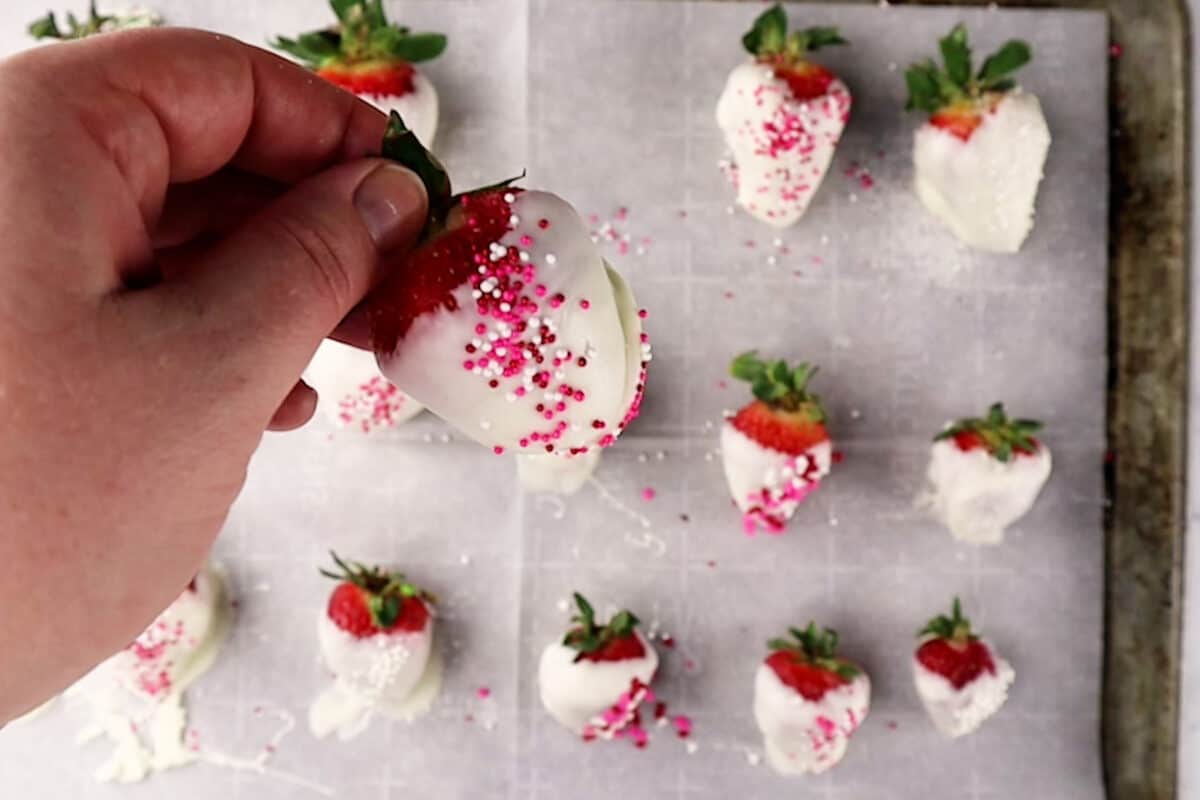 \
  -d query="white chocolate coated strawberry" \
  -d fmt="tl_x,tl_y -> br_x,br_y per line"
913,644 -> 1014,737
376,190 -> 648,460
362,71 -> 438,148
309,611 -> 440,740
537,632 -> 658,734
105,566 -> 231,702
914,91 -> 1051,253
919,439 -> 1052,544
304,339 -> 423,430
720,422 -> 831,533
753,663 -> 870,775
716,63 -> 851,227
